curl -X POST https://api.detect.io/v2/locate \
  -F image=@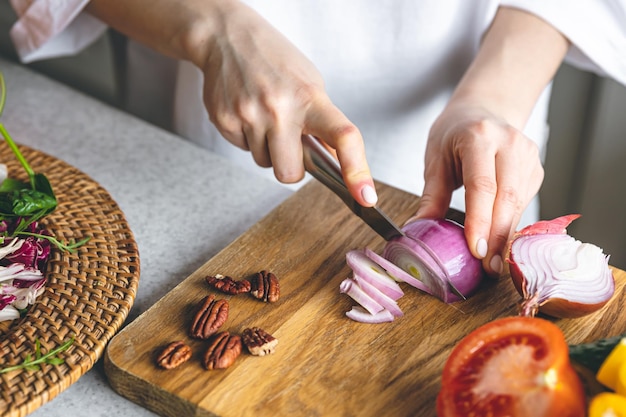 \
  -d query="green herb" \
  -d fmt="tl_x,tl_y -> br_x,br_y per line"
0,72 -> 58,227
0,336 -> 74,374
17,231 -> 90,254
0,71 -> 88,252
